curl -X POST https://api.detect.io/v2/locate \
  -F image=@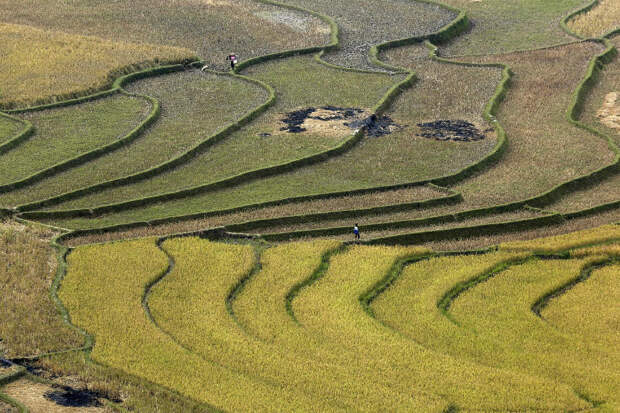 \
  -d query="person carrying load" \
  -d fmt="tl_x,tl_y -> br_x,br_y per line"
226,53 -> 238,70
